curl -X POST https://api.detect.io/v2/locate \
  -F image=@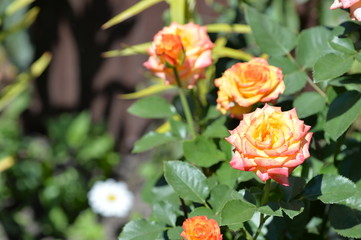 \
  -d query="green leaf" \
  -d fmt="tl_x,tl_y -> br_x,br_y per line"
283,71 -> 307,95
189,207 -> 220,223
206,23 -> 251,33
118,219 -> 164,240
183,136 -> 225,167
203,116 -> 229,138
66,112 -> 91,149
268,56 -> 298,74
209,184 -> 242,214
329,35 -> 356,55
313,53 -> 353,82
329,204 -> 361,238
245,6 -> 297,56
103,42 -> 151,58
152,201 -> 178,227
338,183 -> 361,211
102,0 -> 164,29
167,227 -> 183,240
77,135 -> 114,160
303,174 -> 356,204
30,52 -> 52,78
164,161 -> 209,203
328,74 -> 361,93
66,210 -> 105,240
215,162 -> 242,187
169,118 -> 187,139
119,83 -> 175,99
132,132 -> 177,153
5,0 -> 35,16
220,199 -> 256,226
280,200 -> 304,219
219,139 -> 233,163
296,26 -> 332,68
356,51 -> 361,62
325,91 -> 361,141
284,0 -> 300,33
294,92 -> 326,118
258,202 -> 283,217
279,176 -> 306,202
128,96 -> 175,118
212,46 -> 253,61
